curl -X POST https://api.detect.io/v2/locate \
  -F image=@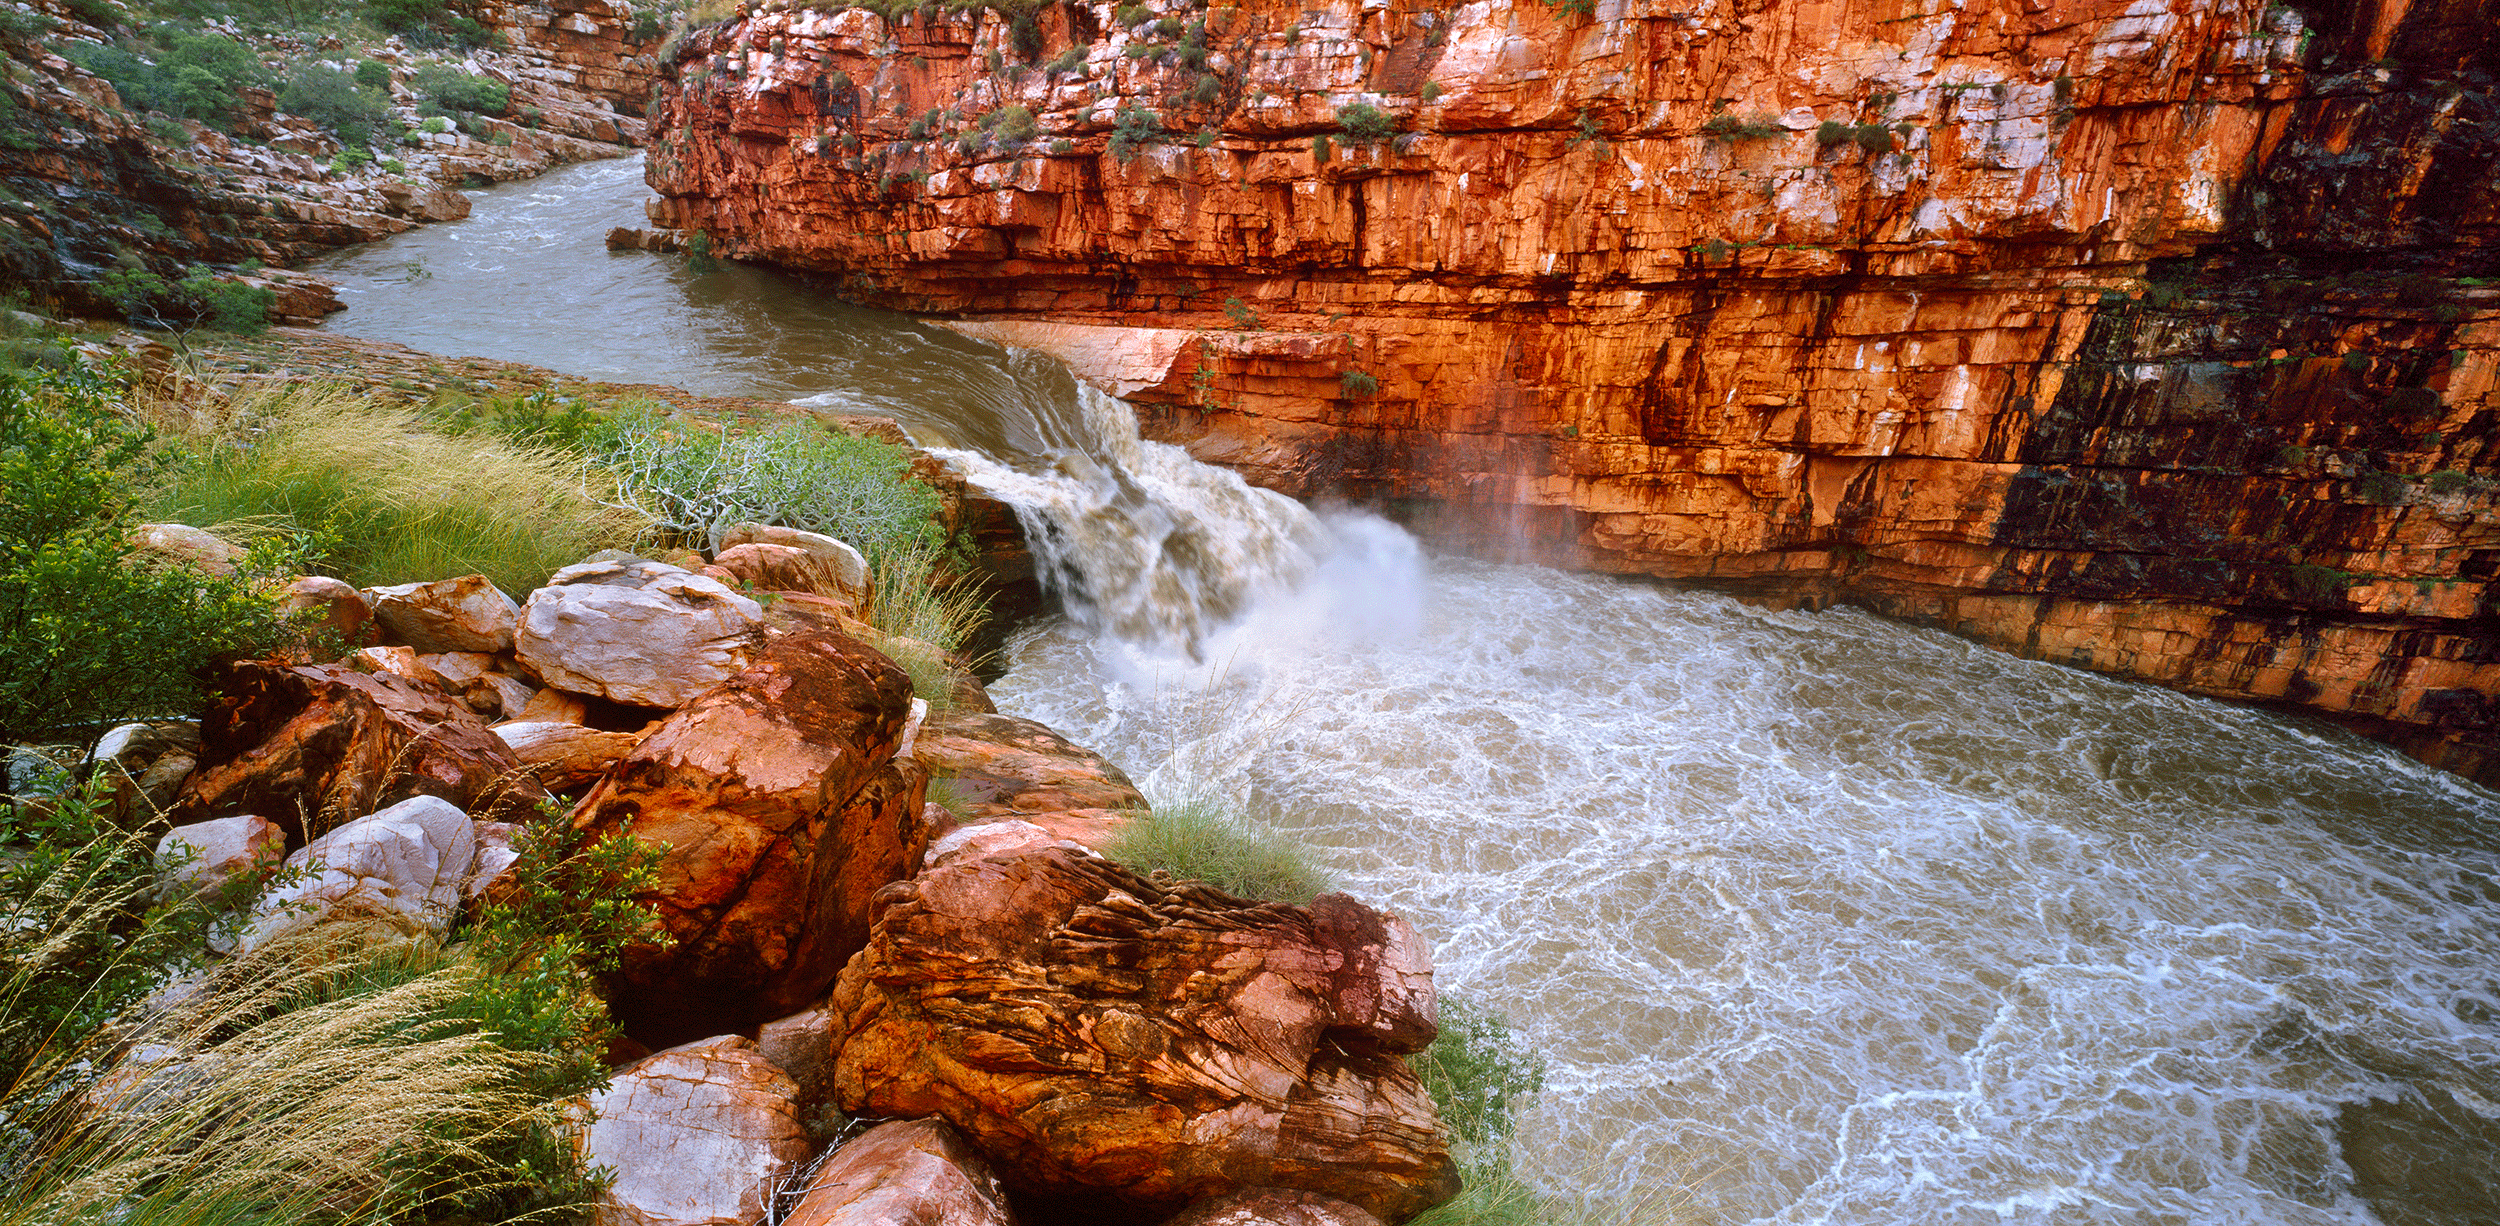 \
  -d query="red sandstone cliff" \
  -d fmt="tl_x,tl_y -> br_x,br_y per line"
643,0 -> 2500,780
